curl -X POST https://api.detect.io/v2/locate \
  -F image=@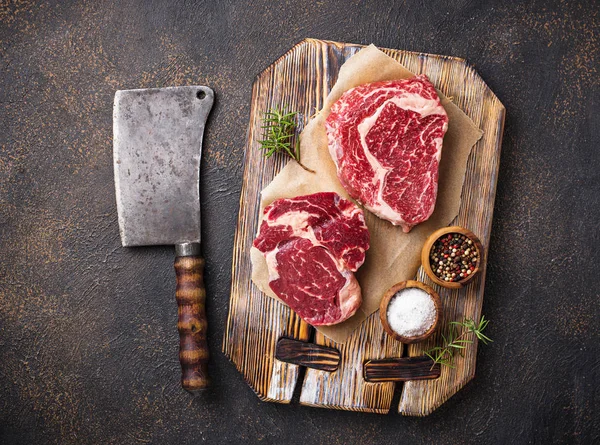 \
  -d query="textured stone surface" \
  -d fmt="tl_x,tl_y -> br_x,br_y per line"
0,0 -> 598,443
